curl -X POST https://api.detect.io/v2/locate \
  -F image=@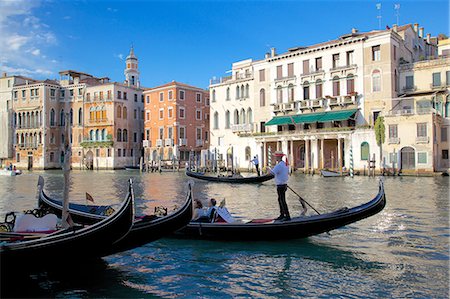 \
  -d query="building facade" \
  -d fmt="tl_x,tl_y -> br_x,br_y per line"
143,81 -> 209,163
